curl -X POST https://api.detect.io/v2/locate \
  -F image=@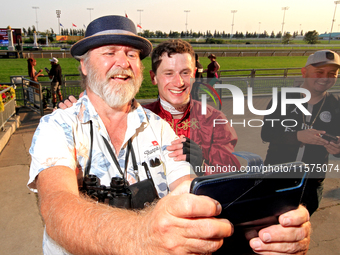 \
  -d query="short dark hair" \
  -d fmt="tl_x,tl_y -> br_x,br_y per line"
151,39 -> 195,73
